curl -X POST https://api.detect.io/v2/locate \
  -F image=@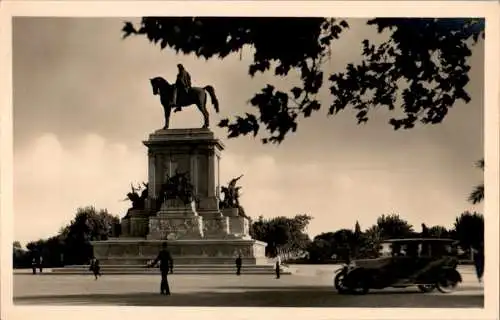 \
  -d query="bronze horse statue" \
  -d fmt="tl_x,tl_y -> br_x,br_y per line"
150,77 -> 220,129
